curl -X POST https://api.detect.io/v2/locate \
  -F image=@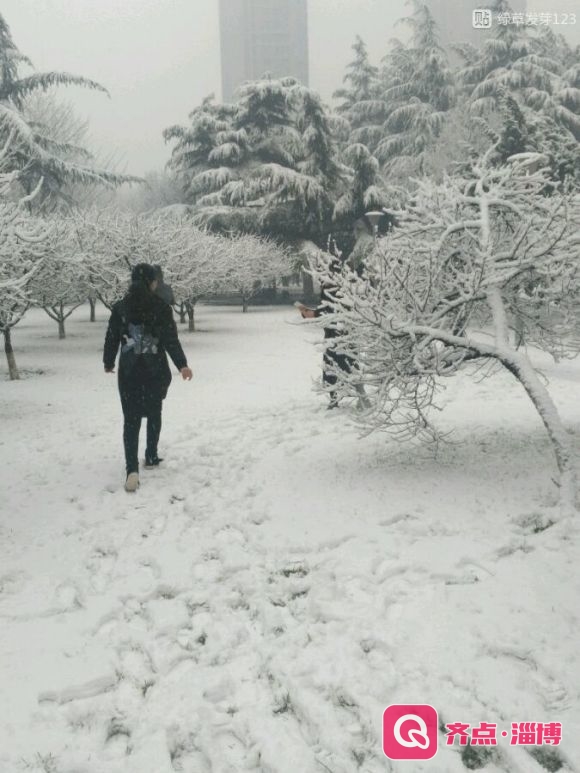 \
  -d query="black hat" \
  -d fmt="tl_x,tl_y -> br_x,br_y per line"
131,263 -> 157,284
